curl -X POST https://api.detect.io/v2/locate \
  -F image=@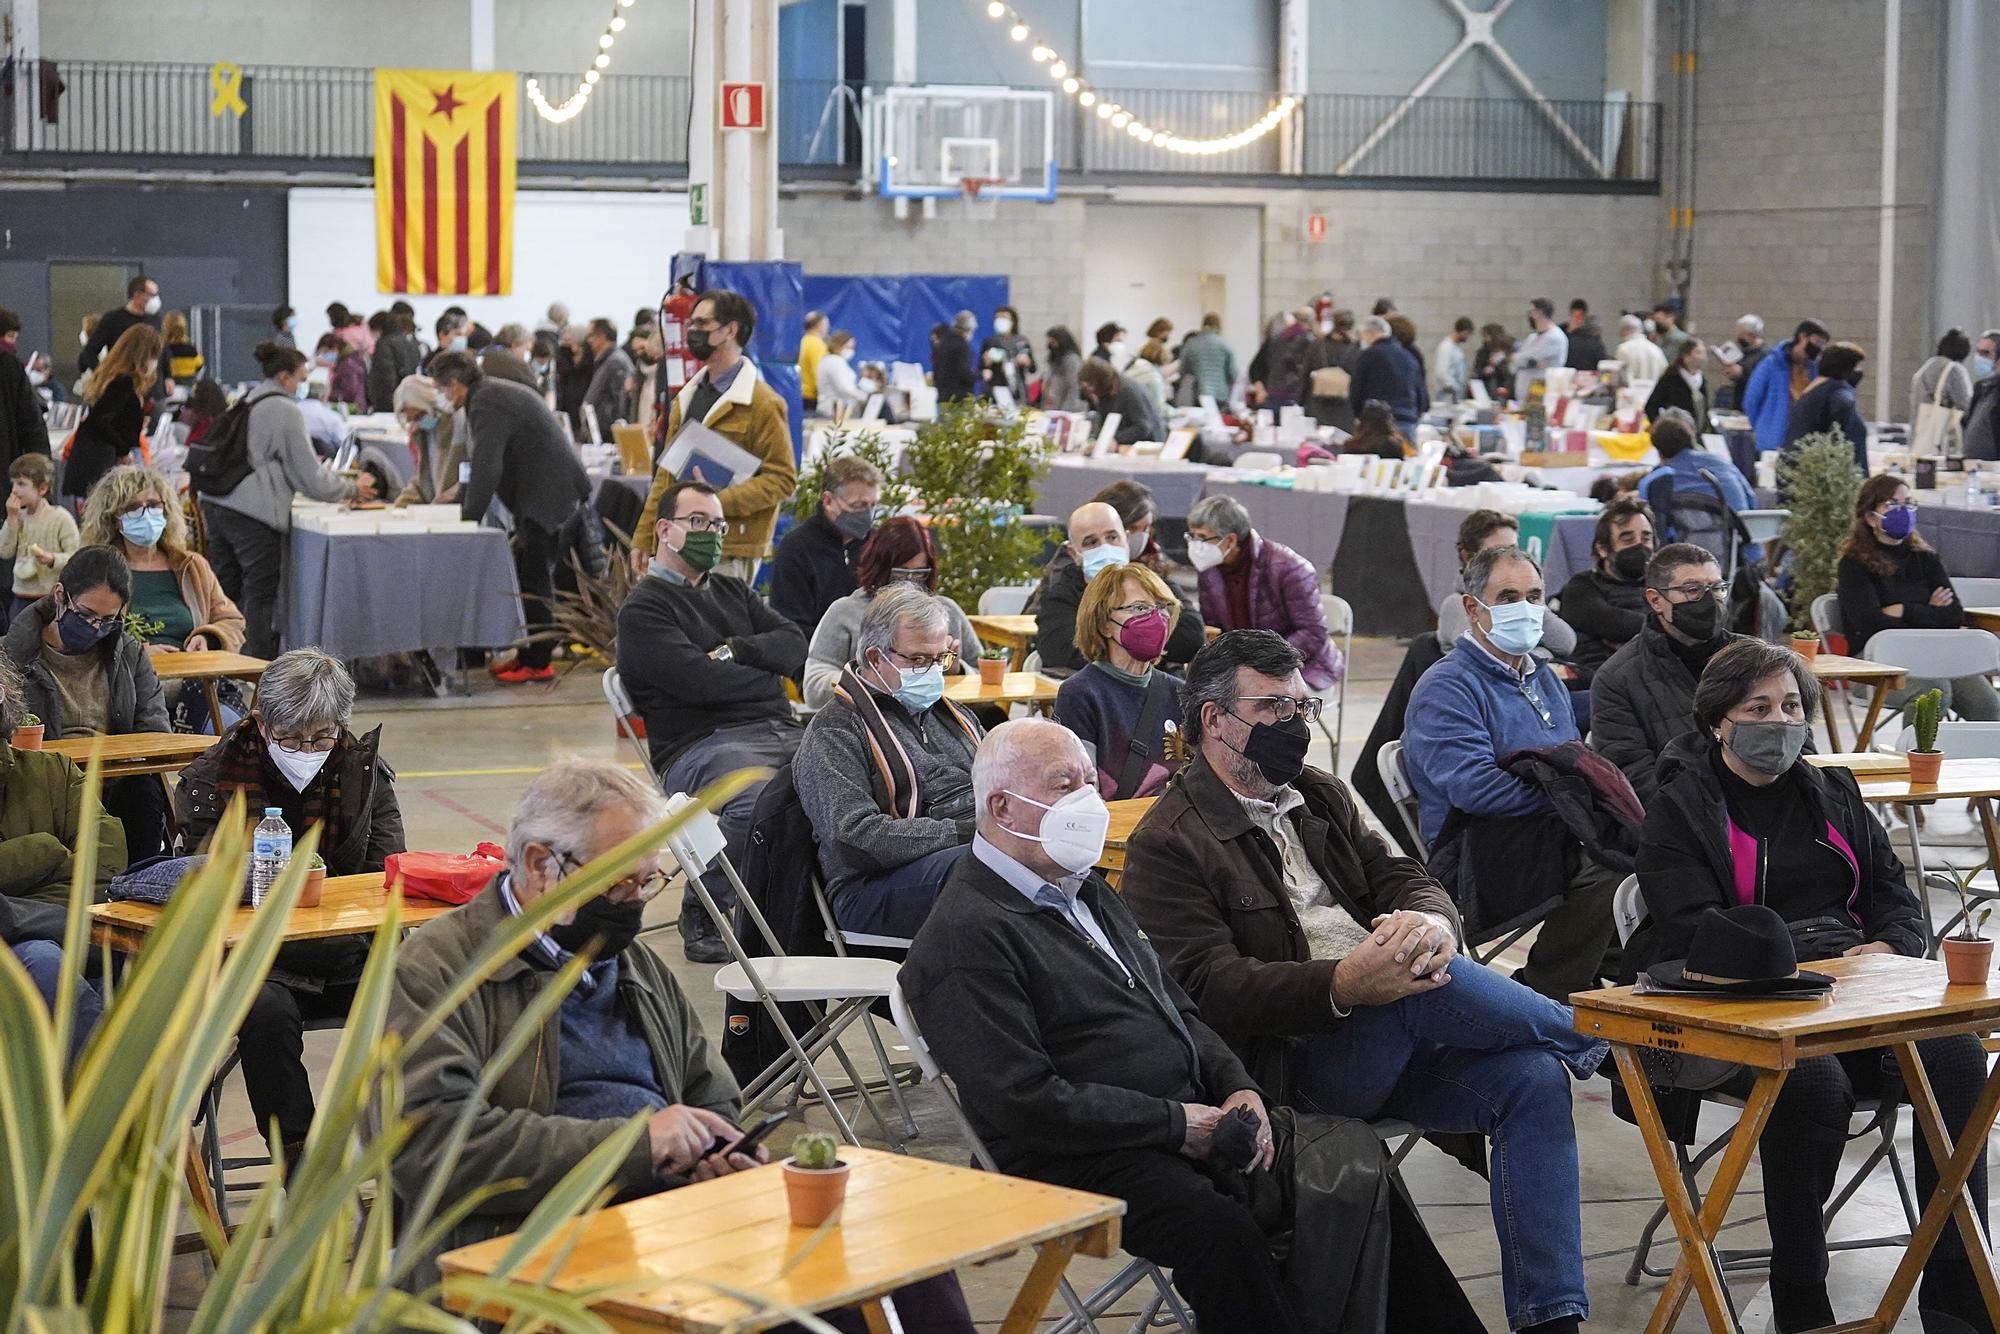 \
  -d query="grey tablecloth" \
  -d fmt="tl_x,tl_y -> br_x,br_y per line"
1542,516 -> 1602,593
284,526 -> 526,659
1034,459 -> 1216,521
1919,504 -> 2000,580
1403,500 -> 1472,606
1198,476 -> 1350,570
